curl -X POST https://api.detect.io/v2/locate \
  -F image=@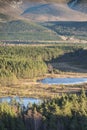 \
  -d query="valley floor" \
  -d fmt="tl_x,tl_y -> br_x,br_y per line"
0,42 -> 87,98
0,72 -> 87,99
